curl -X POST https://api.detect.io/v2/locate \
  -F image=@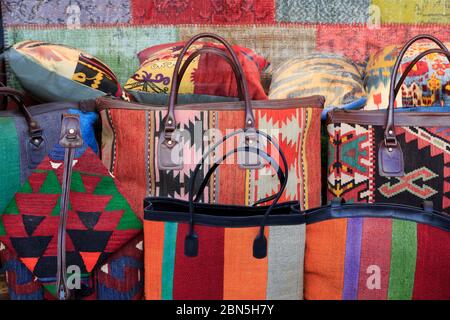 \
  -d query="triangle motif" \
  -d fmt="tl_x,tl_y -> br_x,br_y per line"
79,251 -> 101,272
22,215 -> 46,236
29,172 -> 48,193
21,257 -> 39,272
77,211 -> 101,230
80,174 -> 102,193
